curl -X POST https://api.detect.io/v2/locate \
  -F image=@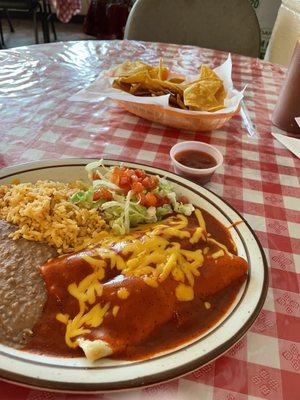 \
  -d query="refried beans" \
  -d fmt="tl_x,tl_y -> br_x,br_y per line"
0,220 -> 57,348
